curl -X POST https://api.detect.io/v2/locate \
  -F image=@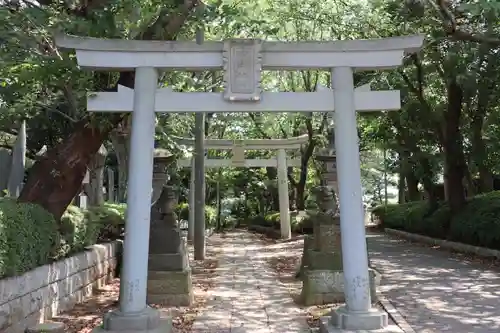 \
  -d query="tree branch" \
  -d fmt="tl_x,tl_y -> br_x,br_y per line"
427,0 -> 500,45
249,113 -> 271,139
